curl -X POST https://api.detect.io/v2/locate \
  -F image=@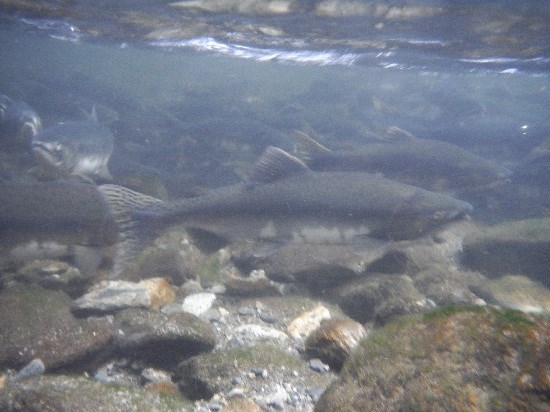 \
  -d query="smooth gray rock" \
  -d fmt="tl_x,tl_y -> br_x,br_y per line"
114,308 -> 216,368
